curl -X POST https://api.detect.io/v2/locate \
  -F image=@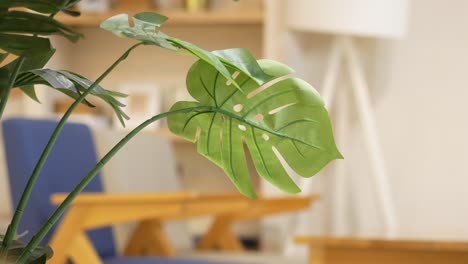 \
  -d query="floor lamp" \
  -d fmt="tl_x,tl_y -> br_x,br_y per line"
285,0 -> 409,239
